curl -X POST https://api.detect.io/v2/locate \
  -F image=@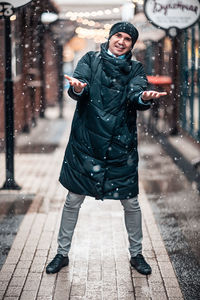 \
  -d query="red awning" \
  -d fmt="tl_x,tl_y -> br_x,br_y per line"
147,76 -> 172,85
